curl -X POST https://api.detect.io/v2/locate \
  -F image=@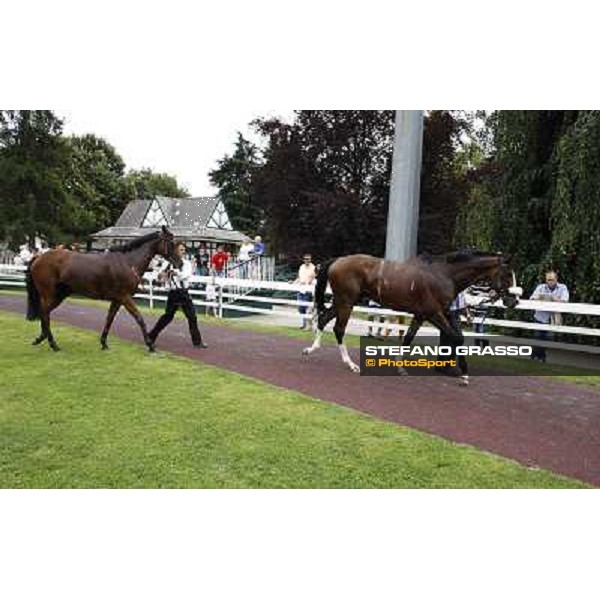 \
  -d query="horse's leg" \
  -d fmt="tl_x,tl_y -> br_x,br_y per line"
403,315 -> 424,347
334,303 -> 360,373
302,303 -> 336,356
390,315 -> 424,376
39,296 -> 60,351
449,313 -> 469,382
32,284 -> 71,347
121,296 -> 155,352
429,312 -> 469,386
100,300 -> 121,350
